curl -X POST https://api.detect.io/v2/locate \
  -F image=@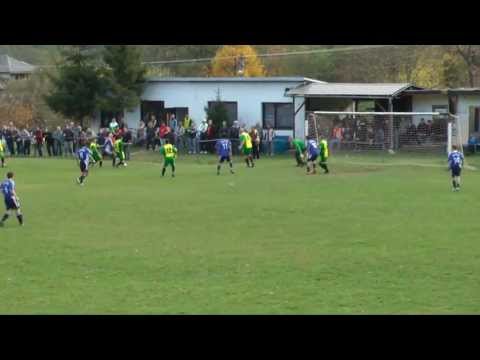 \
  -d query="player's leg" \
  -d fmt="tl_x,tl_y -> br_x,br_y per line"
162,159 -> 167,177
0,209 -> 10,226
0,153 -> 4,167
249,151 -> 255,167
217,156 -> 223,175
15,208 -> 23,226
112,153 -> 116,167
319,156 -> 329,173
228,156 -> 234,174
171,159 -> 175,177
